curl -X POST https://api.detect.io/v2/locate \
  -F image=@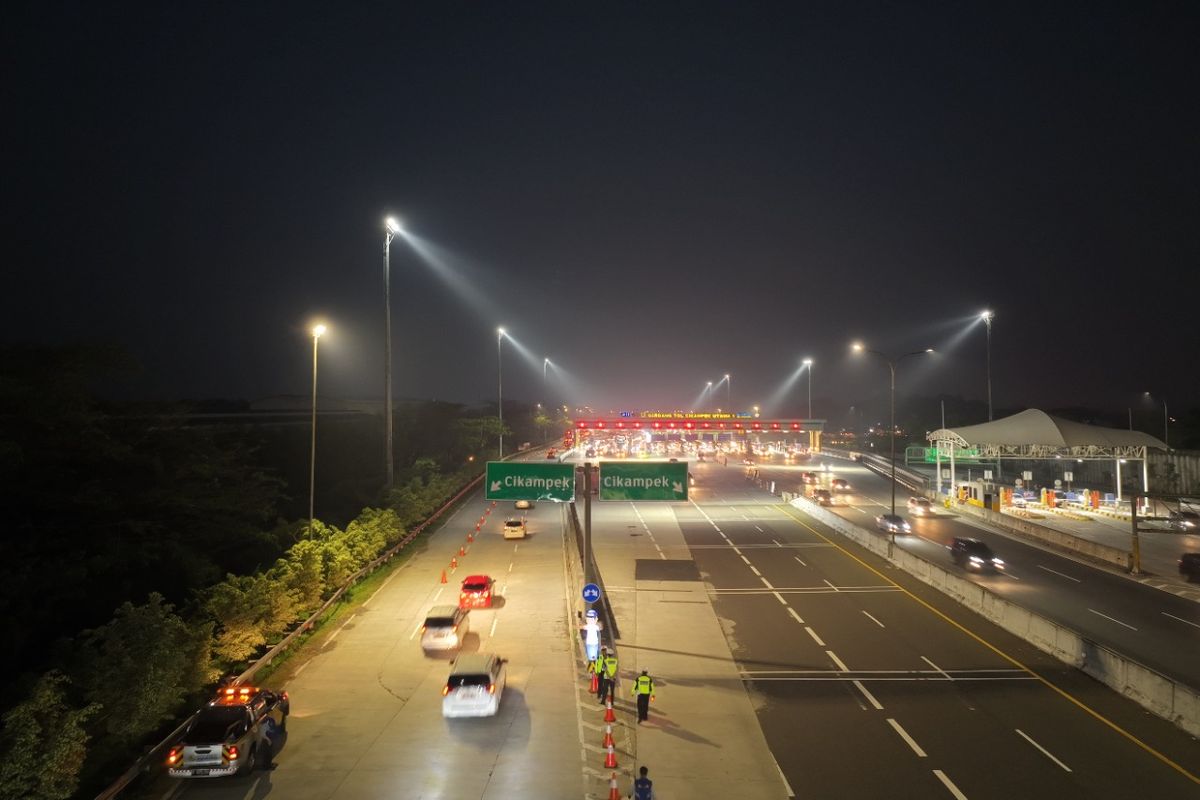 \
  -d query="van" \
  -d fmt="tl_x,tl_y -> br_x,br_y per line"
420,605 -> 470,652
442,653 -> 507,718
